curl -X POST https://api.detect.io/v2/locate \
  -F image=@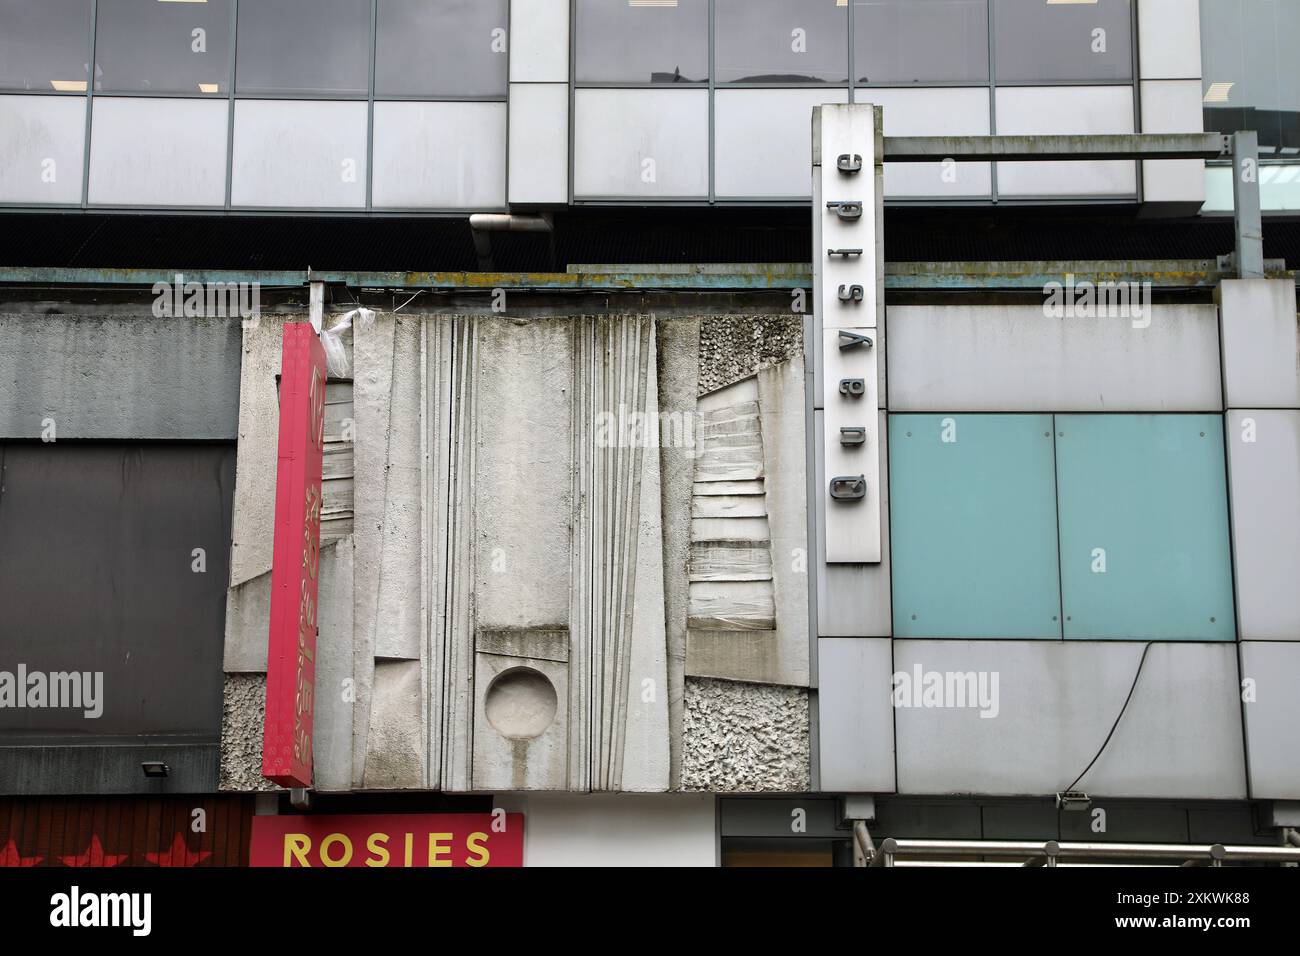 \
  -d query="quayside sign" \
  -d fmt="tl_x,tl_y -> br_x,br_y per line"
249,814 -> 525,868
263,323 -> 327,789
